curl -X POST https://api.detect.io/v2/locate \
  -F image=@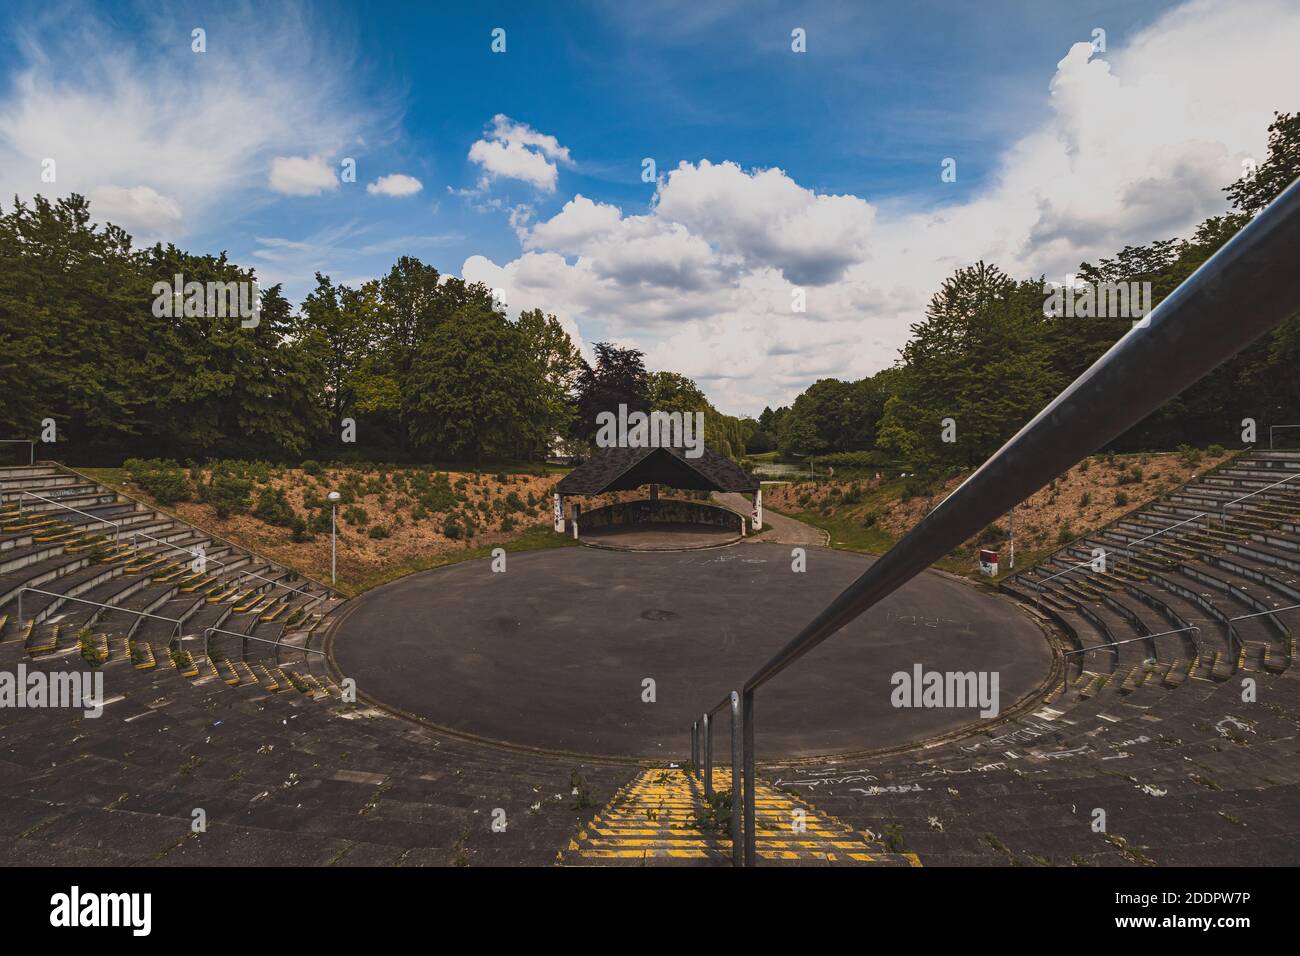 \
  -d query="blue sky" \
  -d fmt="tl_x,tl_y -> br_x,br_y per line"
0,0 -> 1292,413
